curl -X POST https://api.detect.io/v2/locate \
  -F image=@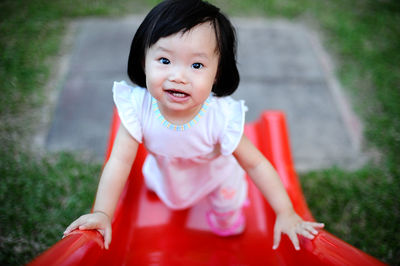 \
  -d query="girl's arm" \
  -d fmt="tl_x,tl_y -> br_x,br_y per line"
233,135 -> 324,250
92,124 -> 139,218
63,124 -> 139,249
